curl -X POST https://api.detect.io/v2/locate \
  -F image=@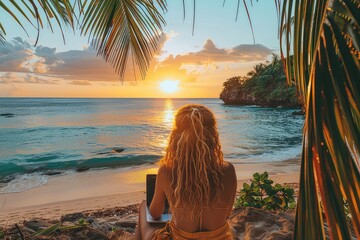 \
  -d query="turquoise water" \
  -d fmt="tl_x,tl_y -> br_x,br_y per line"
0,98 -> 304,192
